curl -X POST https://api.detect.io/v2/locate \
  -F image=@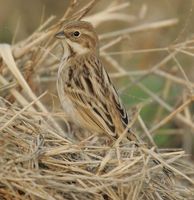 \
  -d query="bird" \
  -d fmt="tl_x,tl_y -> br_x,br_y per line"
55,20 -> 172,176
55,20 -> 139,143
